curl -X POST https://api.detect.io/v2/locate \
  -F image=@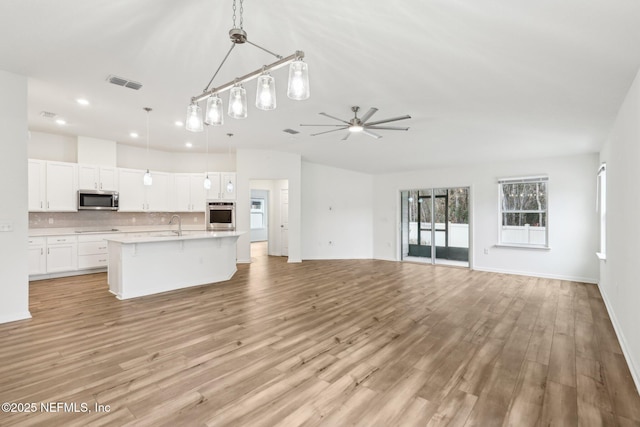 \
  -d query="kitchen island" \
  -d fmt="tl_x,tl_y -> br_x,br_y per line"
105,231 -> 243,299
